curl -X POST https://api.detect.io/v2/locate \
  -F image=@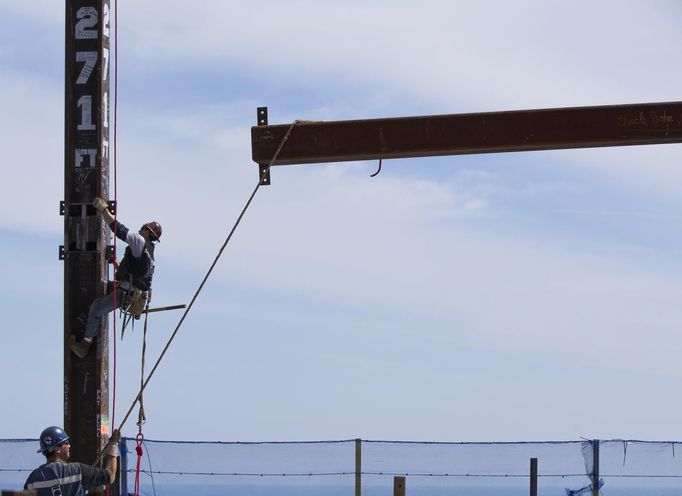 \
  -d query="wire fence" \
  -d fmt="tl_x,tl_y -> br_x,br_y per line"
3,438 -> 682,495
